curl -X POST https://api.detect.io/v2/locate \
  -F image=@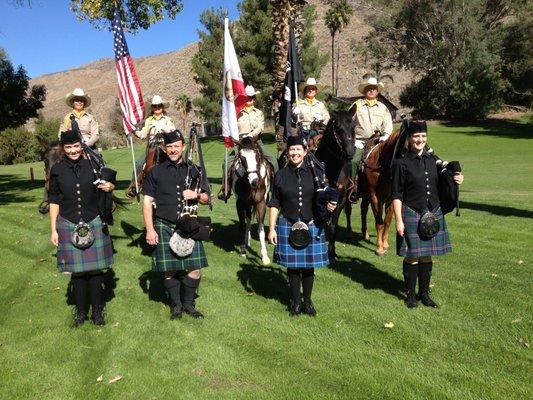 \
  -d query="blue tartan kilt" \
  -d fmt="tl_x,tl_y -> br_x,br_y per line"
274,215 -> 329,269
56,215 -> 114,274
397,205 -> 452,258
152,218 -> 208,272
